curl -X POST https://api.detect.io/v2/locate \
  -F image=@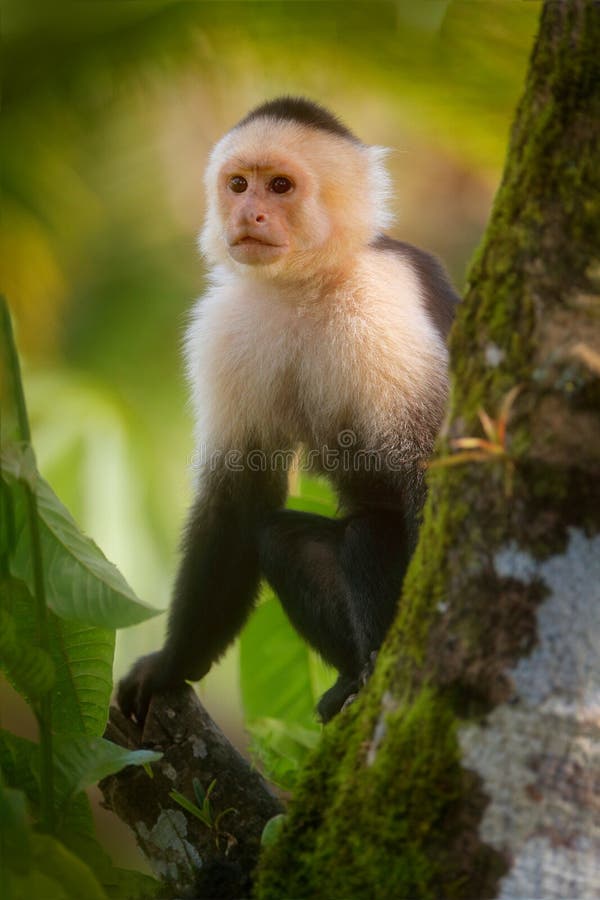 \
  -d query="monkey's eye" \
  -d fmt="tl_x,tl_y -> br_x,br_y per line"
228,176 -> 248,193
269,176 -> 294,194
